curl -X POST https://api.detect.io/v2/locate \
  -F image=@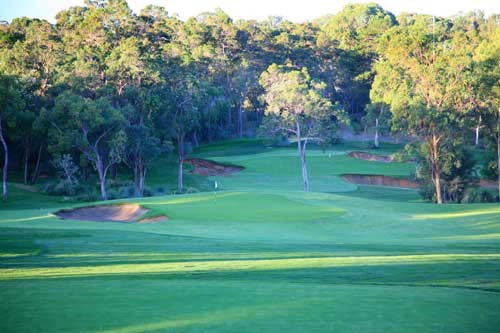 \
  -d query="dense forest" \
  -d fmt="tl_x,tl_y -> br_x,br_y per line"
0,0 -> 499,204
